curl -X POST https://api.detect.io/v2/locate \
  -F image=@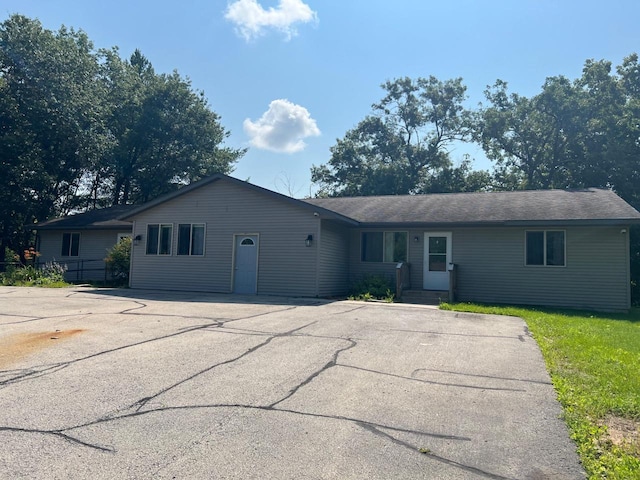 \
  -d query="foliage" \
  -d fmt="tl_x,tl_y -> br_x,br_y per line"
94,49 -> 245,205
441,302 -> 640,479
311,76 -> 482,196
422,156 -> 493,193
104,237 -> 131,283
349,274 -> 394,302
0,14 -> 104,254
1,248 -> 68,287
0,14 -> 244,255
2,247 -> 20,276
475,55 -> 640,196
